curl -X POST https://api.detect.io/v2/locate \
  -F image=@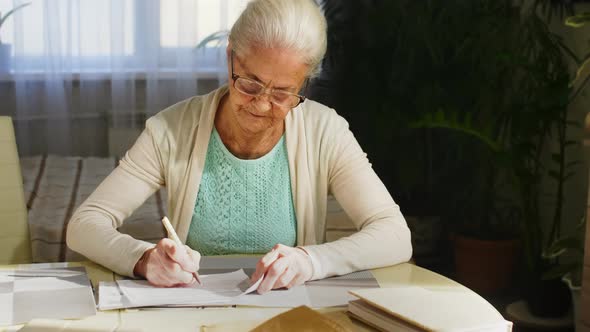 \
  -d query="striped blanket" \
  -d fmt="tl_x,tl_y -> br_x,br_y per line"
21,155 -> 167,263
21,155 -> 355,263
